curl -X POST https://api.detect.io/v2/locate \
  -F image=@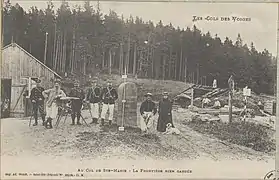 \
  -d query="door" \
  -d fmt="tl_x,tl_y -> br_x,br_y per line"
1,79 -> 12,118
